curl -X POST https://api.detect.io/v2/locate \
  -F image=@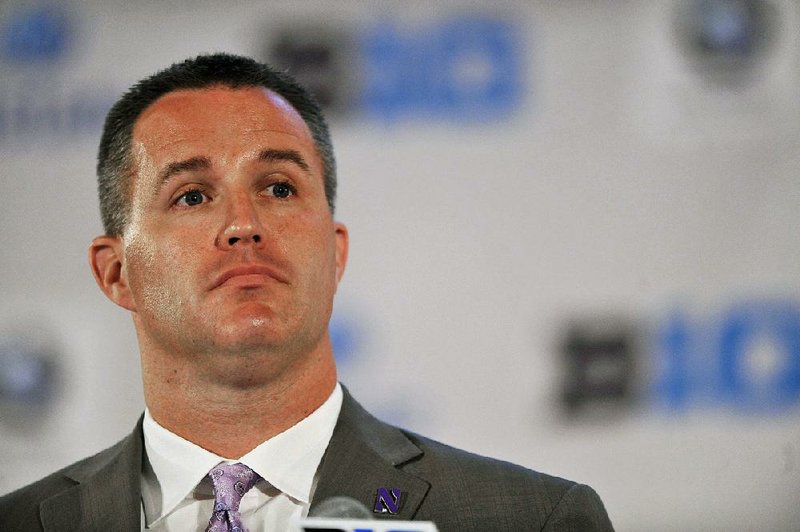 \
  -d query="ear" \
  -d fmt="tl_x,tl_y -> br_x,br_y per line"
89,236 -> 136,311
333,222 -> 349,284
